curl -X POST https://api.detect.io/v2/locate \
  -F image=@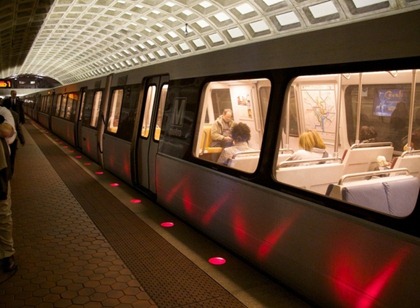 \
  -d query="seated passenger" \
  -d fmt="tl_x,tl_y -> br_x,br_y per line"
285,130 -> 329,165
211,109 -> 235,148
217,122 -> 254,166
403,127 -> 420,151
360,125 -> 377,143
